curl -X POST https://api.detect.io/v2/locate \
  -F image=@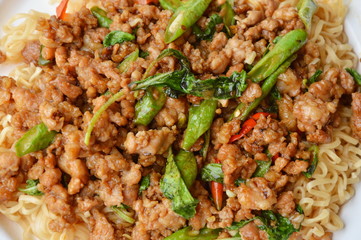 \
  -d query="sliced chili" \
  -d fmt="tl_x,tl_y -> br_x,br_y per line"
211,158 -> 223,210
56,0 -> 69,21
229,112 -> 273,143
